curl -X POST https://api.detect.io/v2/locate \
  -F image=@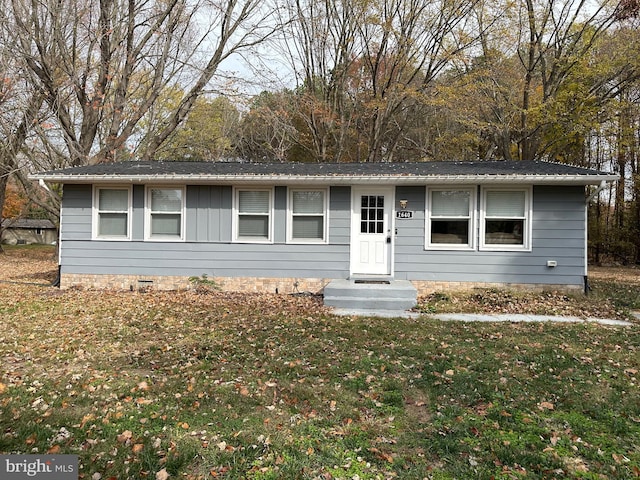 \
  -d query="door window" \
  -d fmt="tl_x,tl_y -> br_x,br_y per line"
360,195 -> 385,234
